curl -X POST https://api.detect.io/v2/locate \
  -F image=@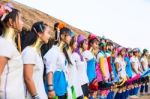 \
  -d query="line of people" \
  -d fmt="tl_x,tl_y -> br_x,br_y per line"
0,1 -> 150,99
